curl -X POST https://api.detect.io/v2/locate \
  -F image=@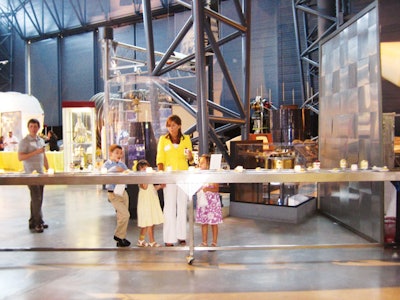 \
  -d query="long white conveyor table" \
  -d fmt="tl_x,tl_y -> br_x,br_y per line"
1,169 -> 399,264
0,168 -> 399,185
